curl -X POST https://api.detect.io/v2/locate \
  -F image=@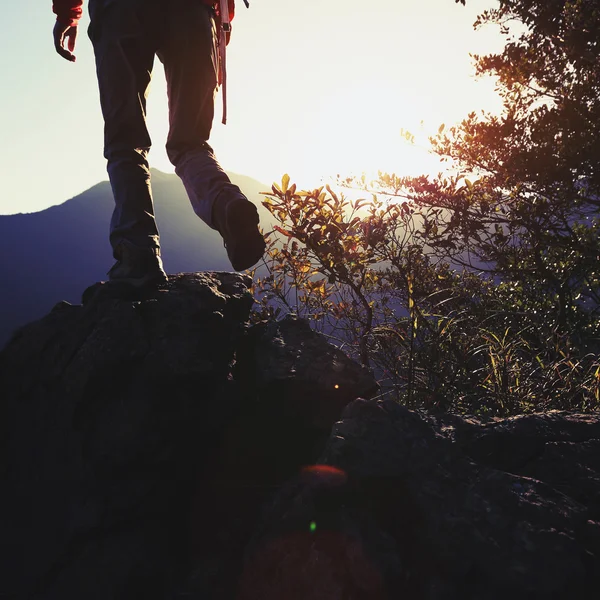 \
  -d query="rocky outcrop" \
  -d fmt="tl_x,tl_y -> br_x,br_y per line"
0,273 -> 254,600
1,273 -> 599,600
241,402 -> 600,600
429,411 -> 600,519
0,273 -> 375,600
